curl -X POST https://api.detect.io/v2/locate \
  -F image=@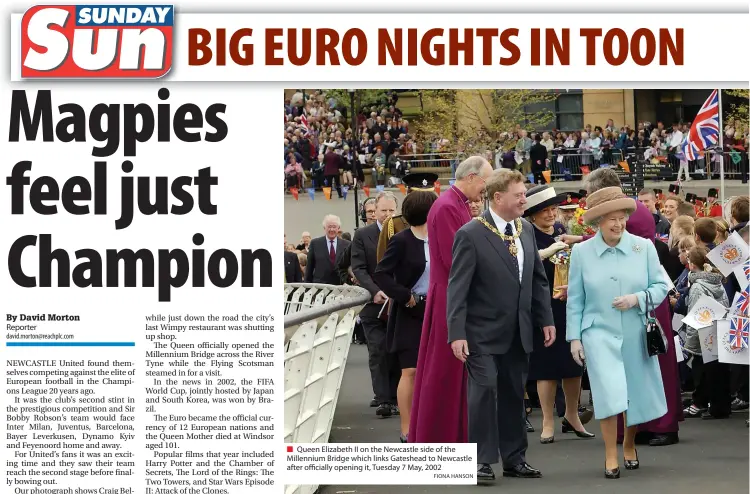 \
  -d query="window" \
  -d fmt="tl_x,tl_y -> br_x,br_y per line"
523,90 -> 584,132
558,94 -> 583,113
559,113 -> 584,131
